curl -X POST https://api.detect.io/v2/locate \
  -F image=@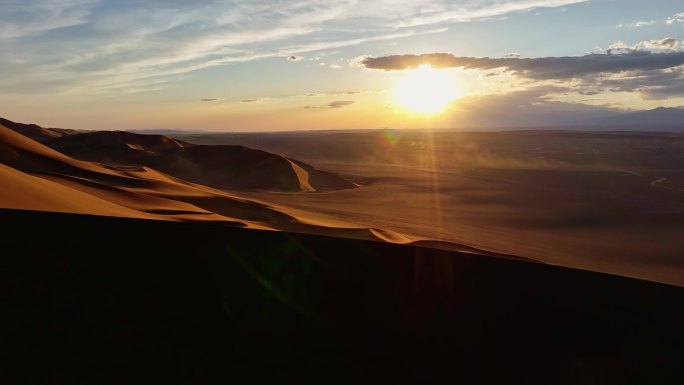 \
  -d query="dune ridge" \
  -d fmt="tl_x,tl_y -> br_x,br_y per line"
0,116 -> 82,142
